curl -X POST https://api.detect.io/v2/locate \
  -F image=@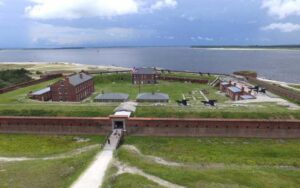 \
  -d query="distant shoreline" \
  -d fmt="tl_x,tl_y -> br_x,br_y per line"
191,45 -> 300,51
